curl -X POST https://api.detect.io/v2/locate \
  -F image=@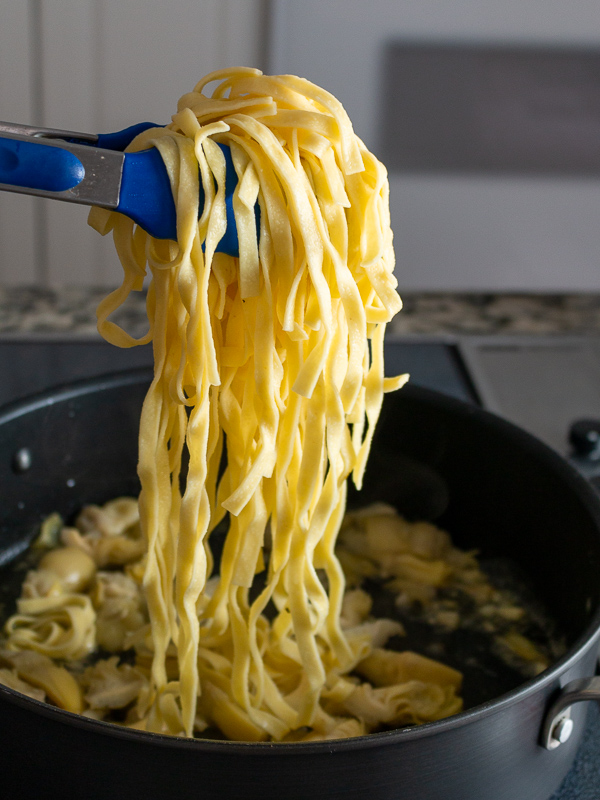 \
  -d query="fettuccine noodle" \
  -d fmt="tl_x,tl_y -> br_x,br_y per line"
85,67 -> 406,740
